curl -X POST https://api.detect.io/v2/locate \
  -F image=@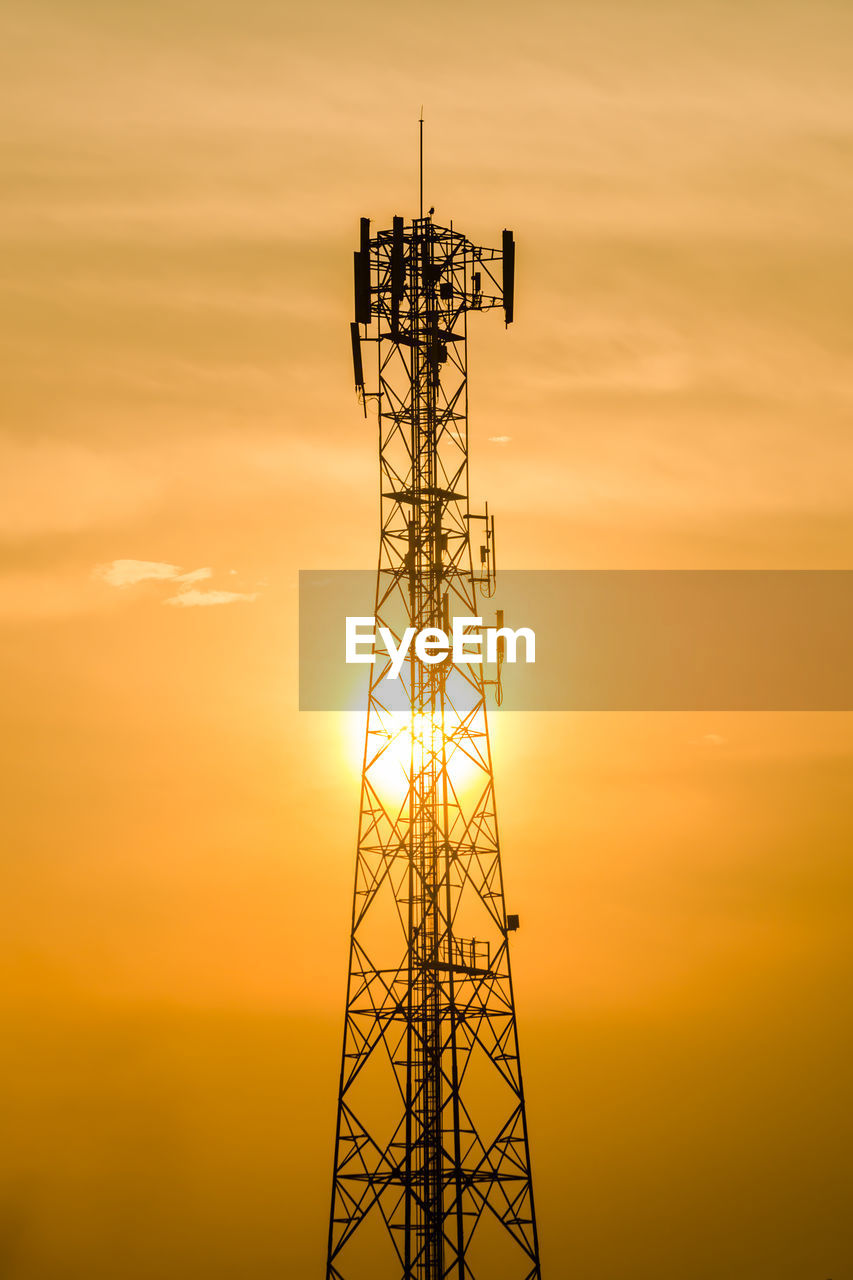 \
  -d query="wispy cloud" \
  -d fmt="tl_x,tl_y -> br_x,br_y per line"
94,559 -> 257,607
163,588 -> 258,608
94,559 -> 212,588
